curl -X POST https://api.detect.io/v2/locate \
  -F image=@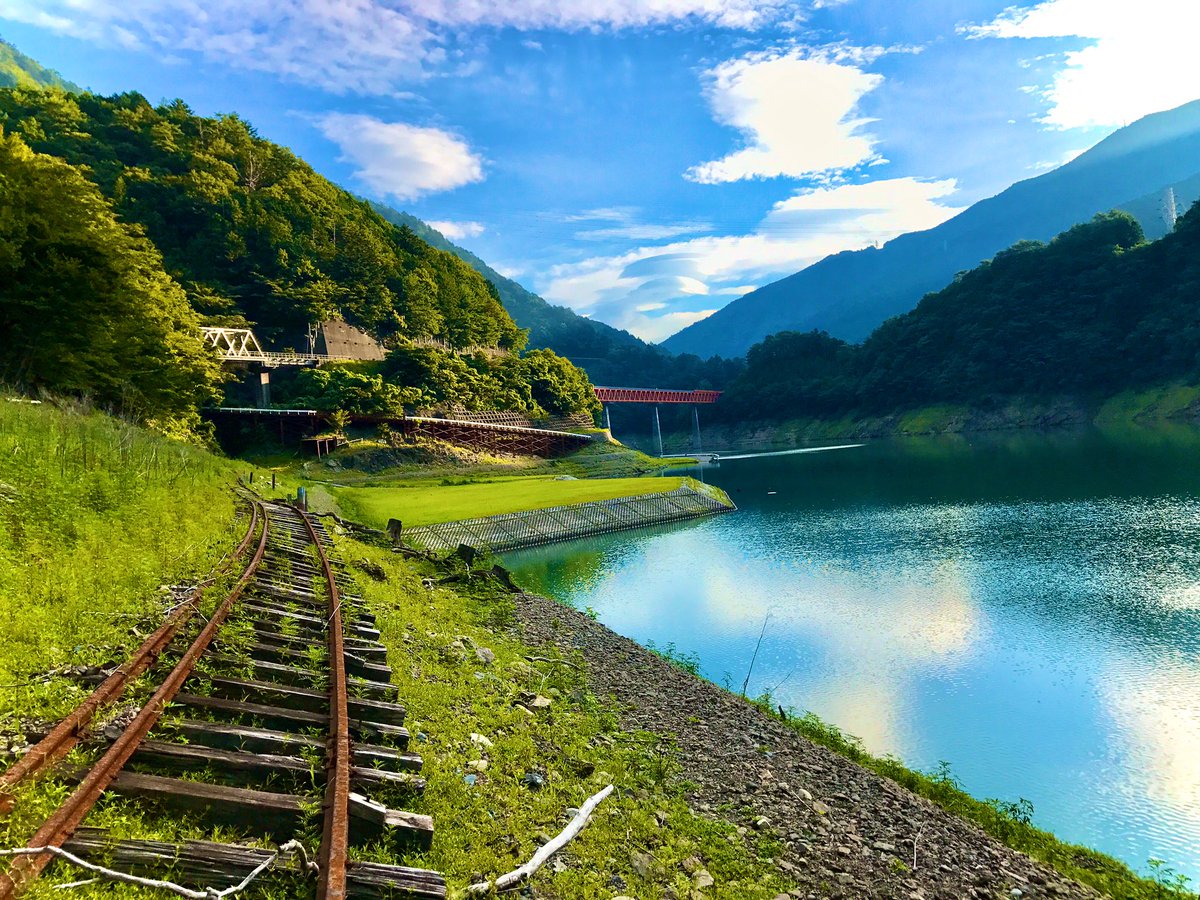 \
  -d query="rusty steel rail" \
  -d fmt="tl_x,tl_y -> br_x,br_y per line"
299,508 -> 351,900
0,502 -> 262,813
0,505 -> 271,899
